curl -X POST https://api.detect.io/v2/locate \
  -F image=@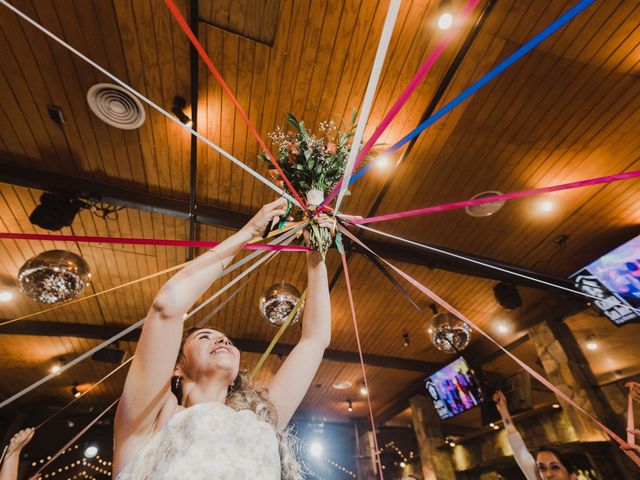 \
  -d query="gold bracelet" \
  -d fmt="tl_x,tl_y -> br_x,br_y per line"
210,249 -> 226,270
